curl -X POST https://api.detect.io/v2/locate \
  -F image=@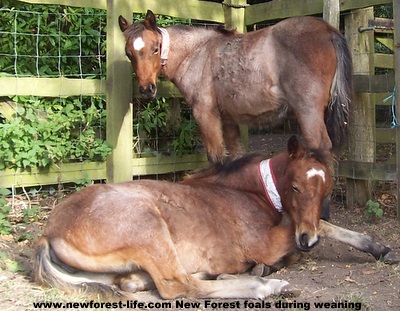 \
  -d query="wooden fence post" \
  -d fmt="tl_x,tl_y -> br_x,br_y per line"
223,0 -> 249,151
106,0 -> 133,183
395,0 -> 400,219
345,8 -> 375,208
323,0 -> 340,28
